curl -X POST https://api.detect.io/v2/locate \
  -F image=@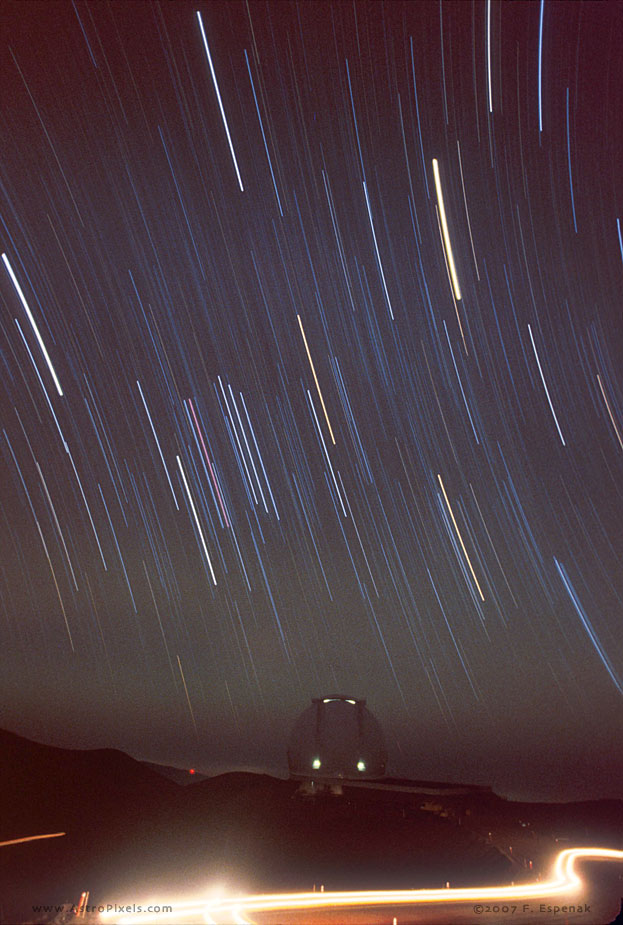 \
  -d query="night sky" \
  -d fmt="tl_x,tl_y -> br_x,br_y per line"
1,0 -> 622,803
